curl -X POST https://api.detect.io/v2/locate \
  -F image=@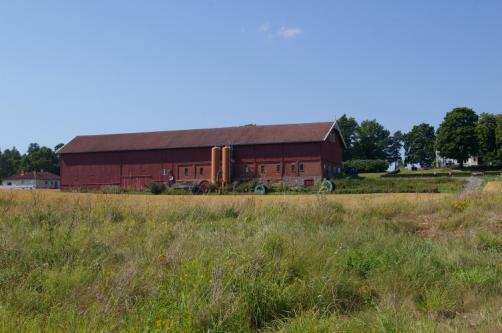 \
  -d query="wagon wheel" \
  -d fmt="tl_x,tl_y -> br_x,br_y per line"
254,184 -> 268,195
318,179 -> 335,193
198,180 -> 210,194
